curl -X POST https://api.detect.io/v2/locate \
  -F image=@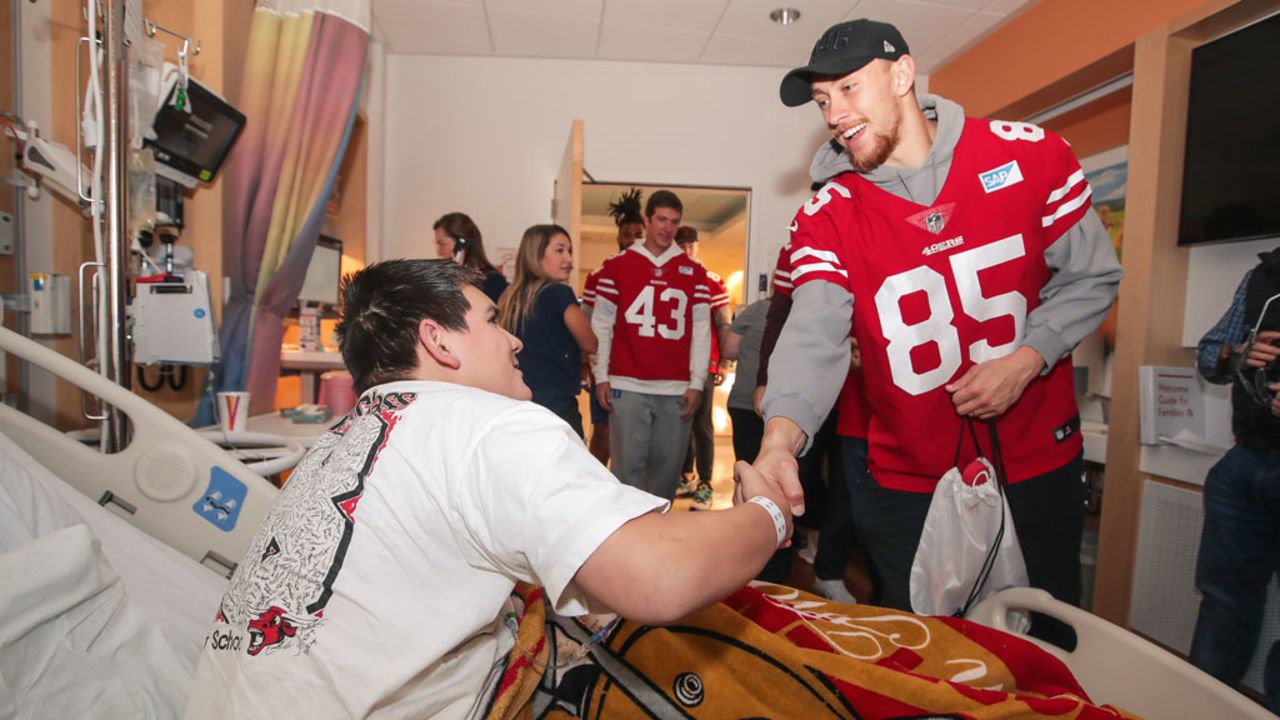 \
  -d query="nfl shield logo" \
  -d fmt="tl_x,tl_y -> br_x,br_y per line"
925,212 -> 945,234
654,268 -> 664,277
